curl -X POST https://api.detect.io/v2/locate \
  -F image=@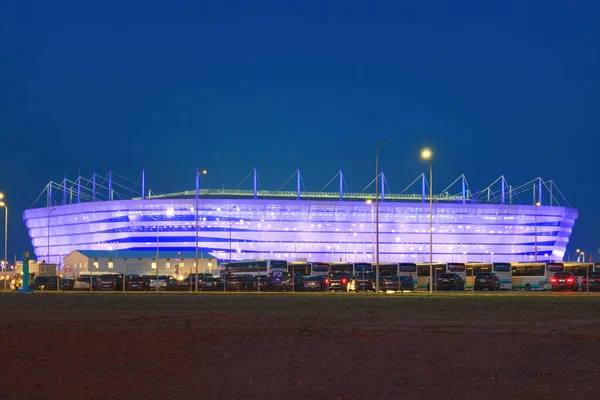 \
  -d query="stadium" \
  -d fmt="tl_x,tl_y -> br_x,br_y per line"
22,169 -> 577,268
